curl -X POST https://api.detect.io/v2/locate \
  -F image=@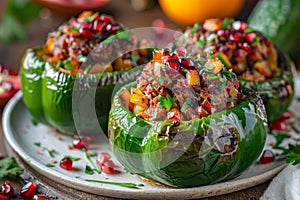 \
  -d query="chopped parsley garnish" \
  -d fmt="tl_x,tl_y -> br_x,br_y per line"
34,142 -> 41,147
46,163 -> 55,168
117,29 -> 130,40
31,119 -> 38,126
207,74 -> 219,80
285,144 -> 300,165
47,149 -> 57,158
71,27 -> 80,33
181,68 -> 188,73
85,165 -> 95,175
291,125 -> 300,134
0,157 -> 23,179
221,18 -> 231,29
197,40 -> 206,48
158,94 -> 175,111
151,85 -> 157,90
82,149 -> 101,174
244,27 -> 255,33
